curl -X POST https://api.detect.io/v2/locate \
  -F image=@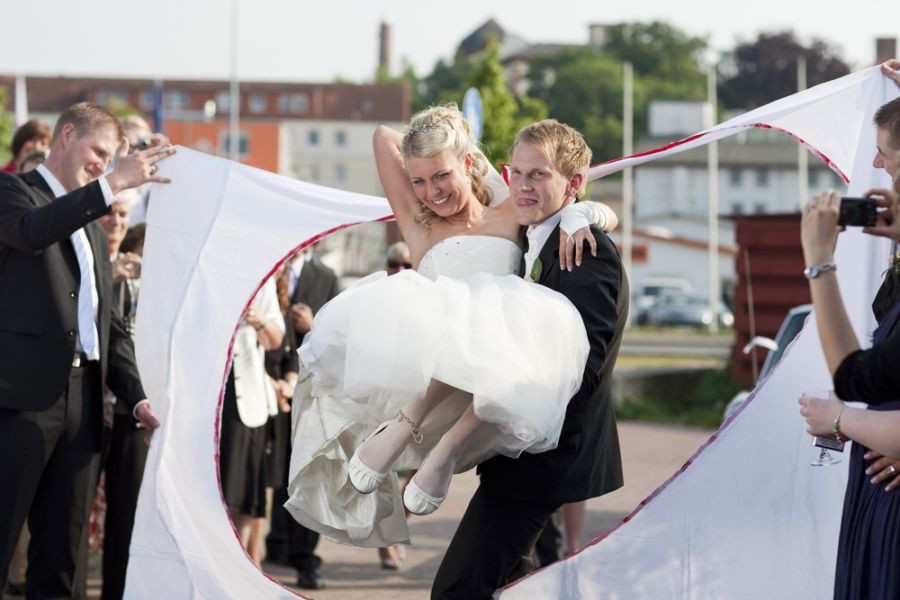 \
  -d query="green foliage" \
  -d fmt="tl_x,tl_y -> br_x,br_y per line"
103,96 -> 140,119
463,35 -> 547,166
526,23 -> 708,163
617,363 -> 741,429
376,59 -> 429,114
0,86 -> 13,164
718,31 -> 850,110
